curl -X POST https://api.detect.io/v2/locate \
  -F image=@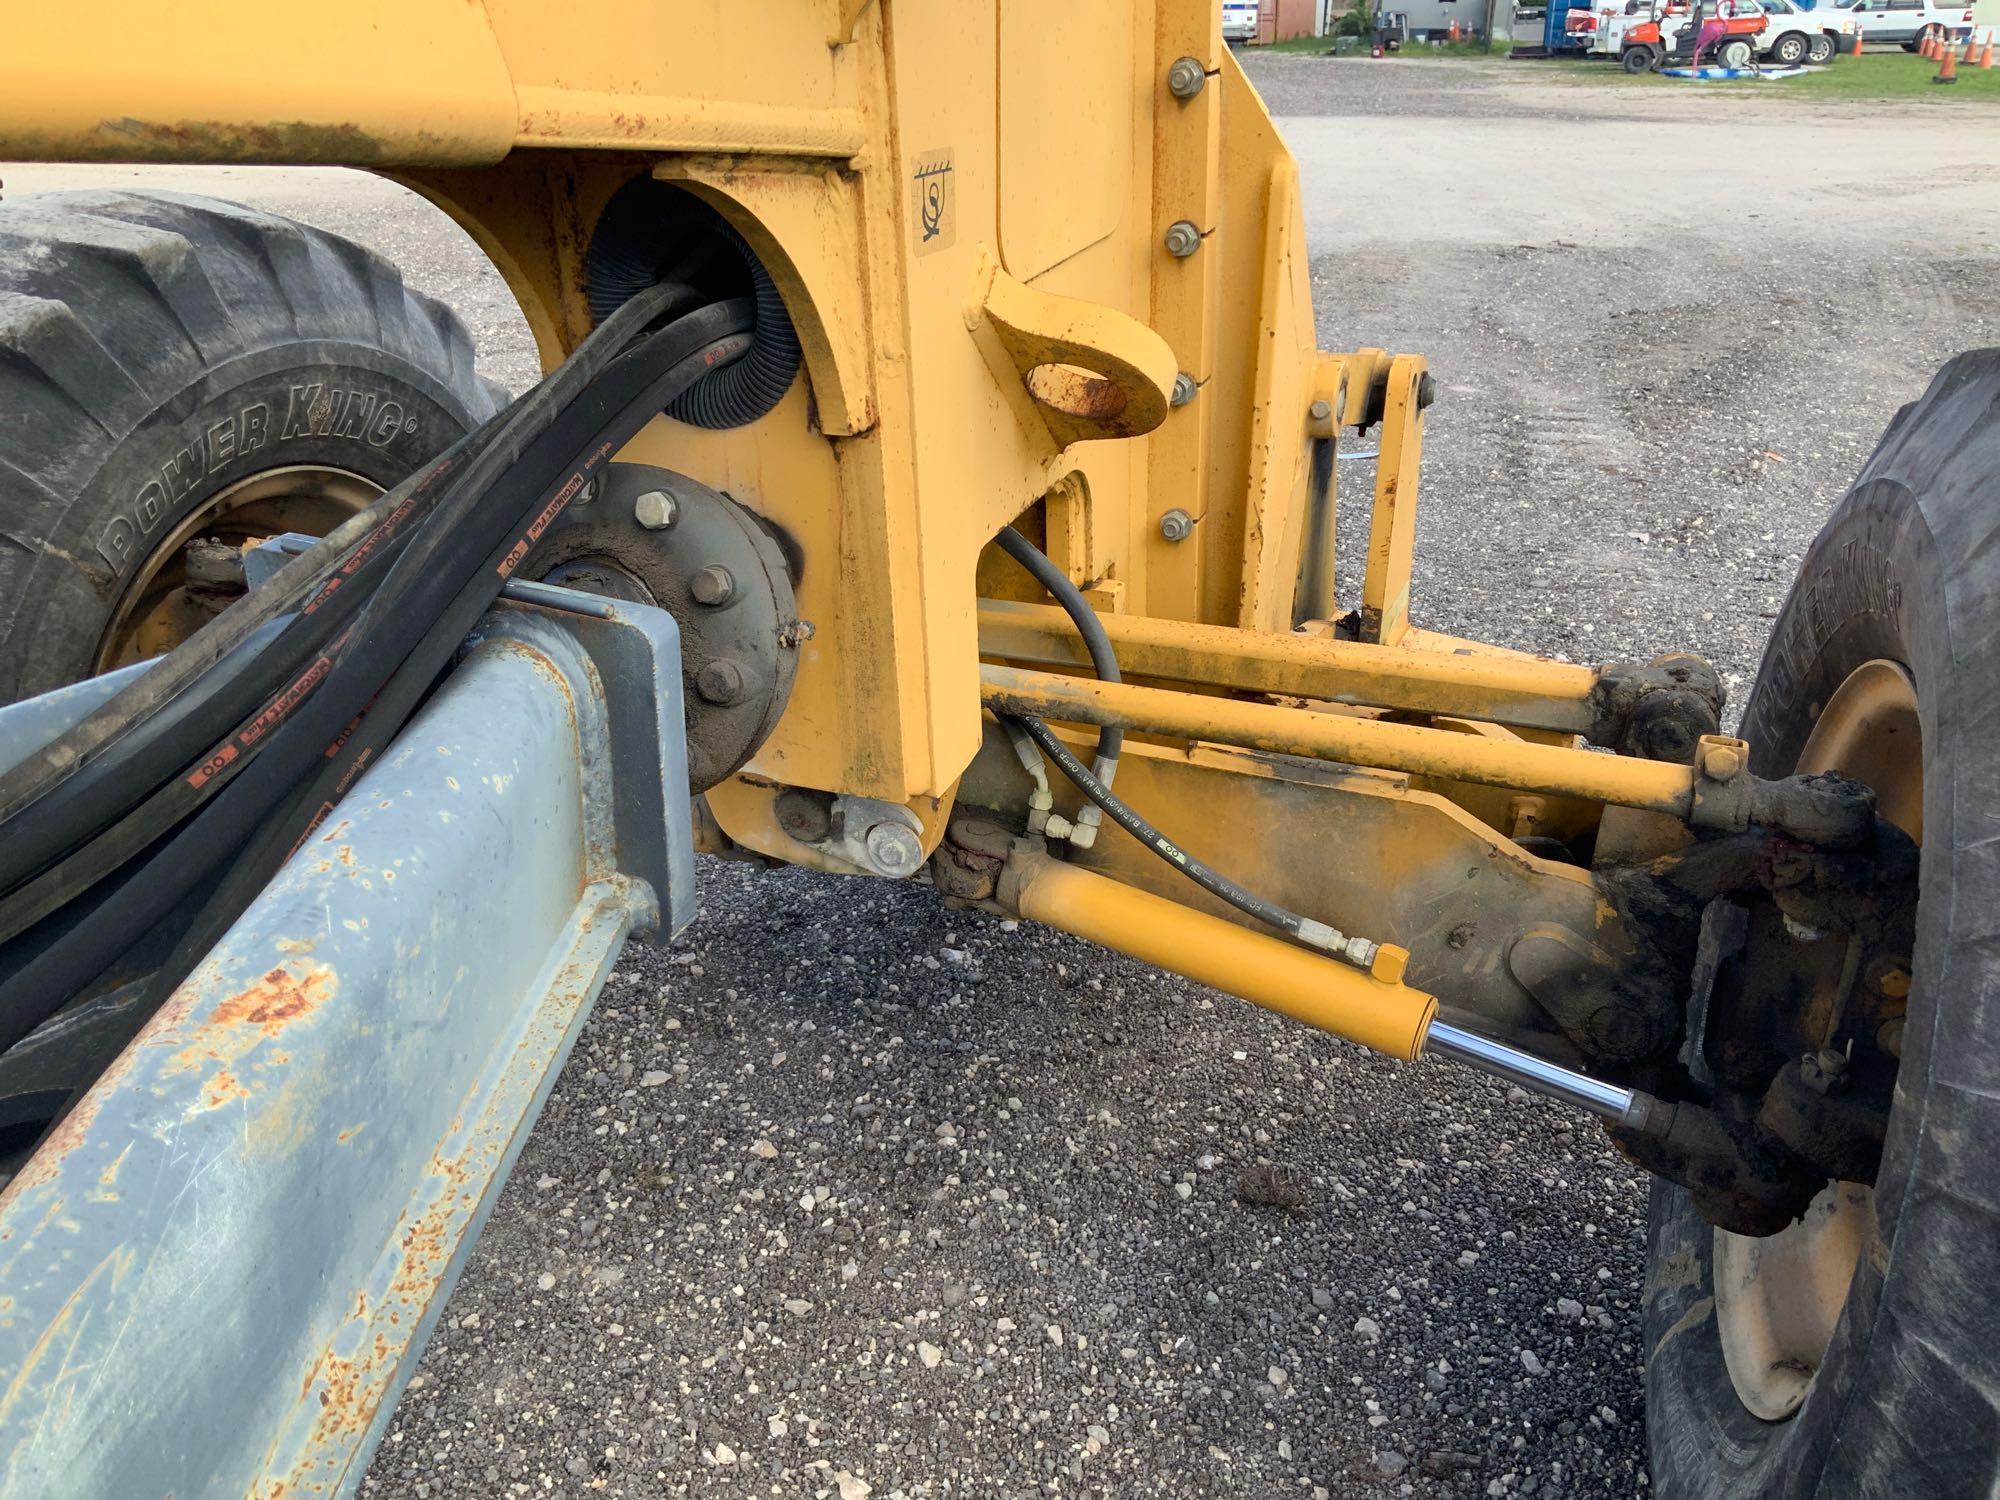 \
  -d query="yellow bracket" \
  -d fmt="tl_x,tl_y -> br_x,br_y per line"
1359,353 -> 1428,646
969,253 -> 1178,449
